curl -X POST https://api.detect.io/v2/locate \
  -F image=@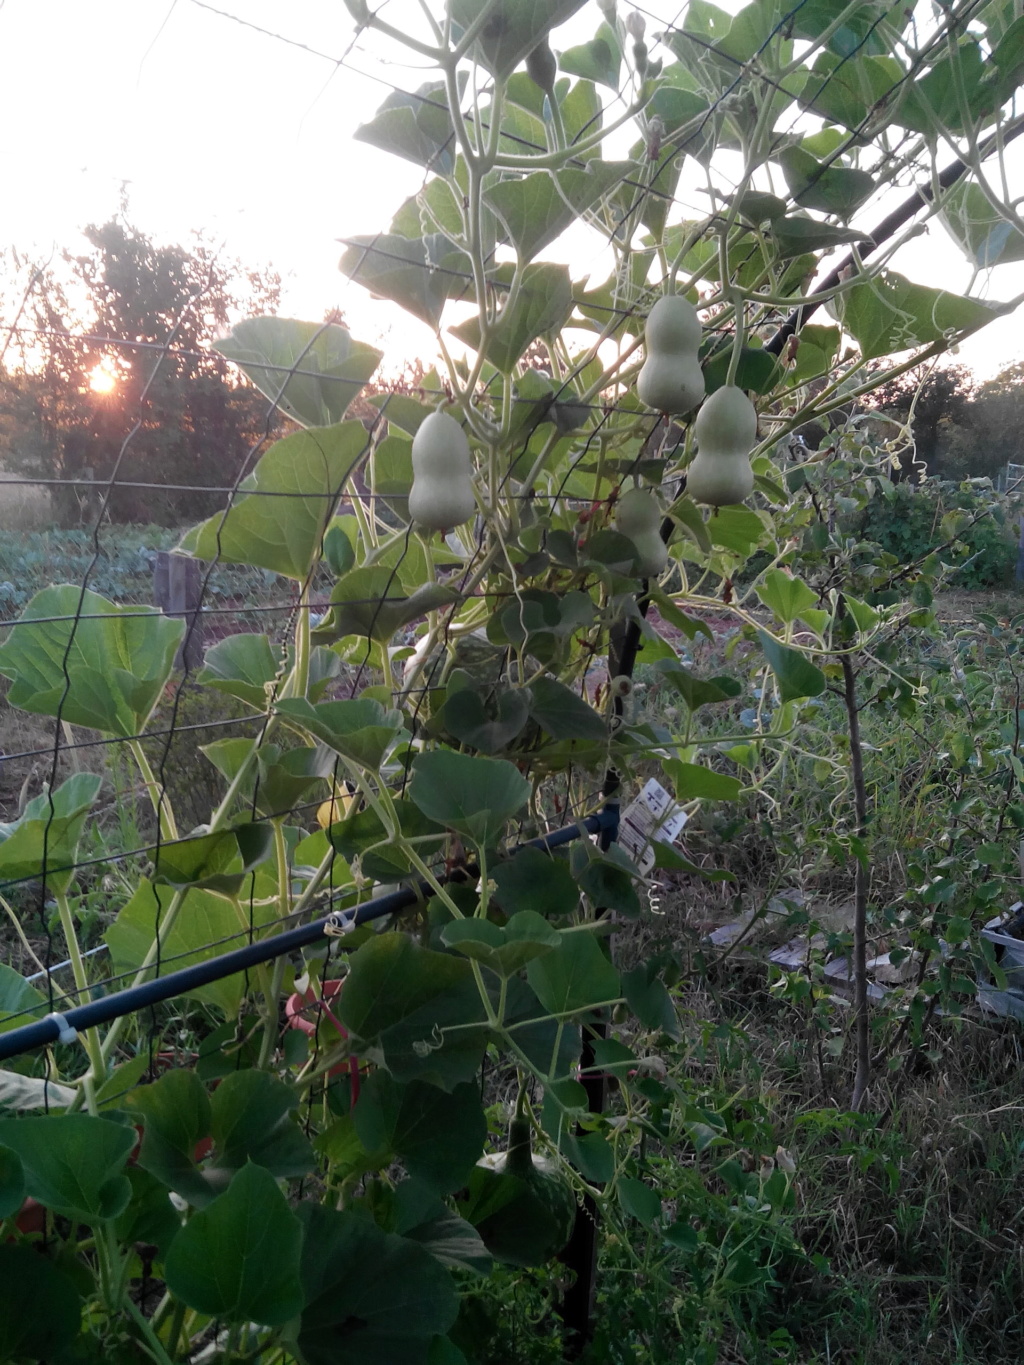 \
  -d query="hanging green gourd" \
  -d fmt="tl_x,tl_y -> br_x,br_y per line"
636,295 -> 705,416
459,1115 -> 577,1269
408,409 -> 476,531
615,486 -> 667,578
686,385 -> 758,507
